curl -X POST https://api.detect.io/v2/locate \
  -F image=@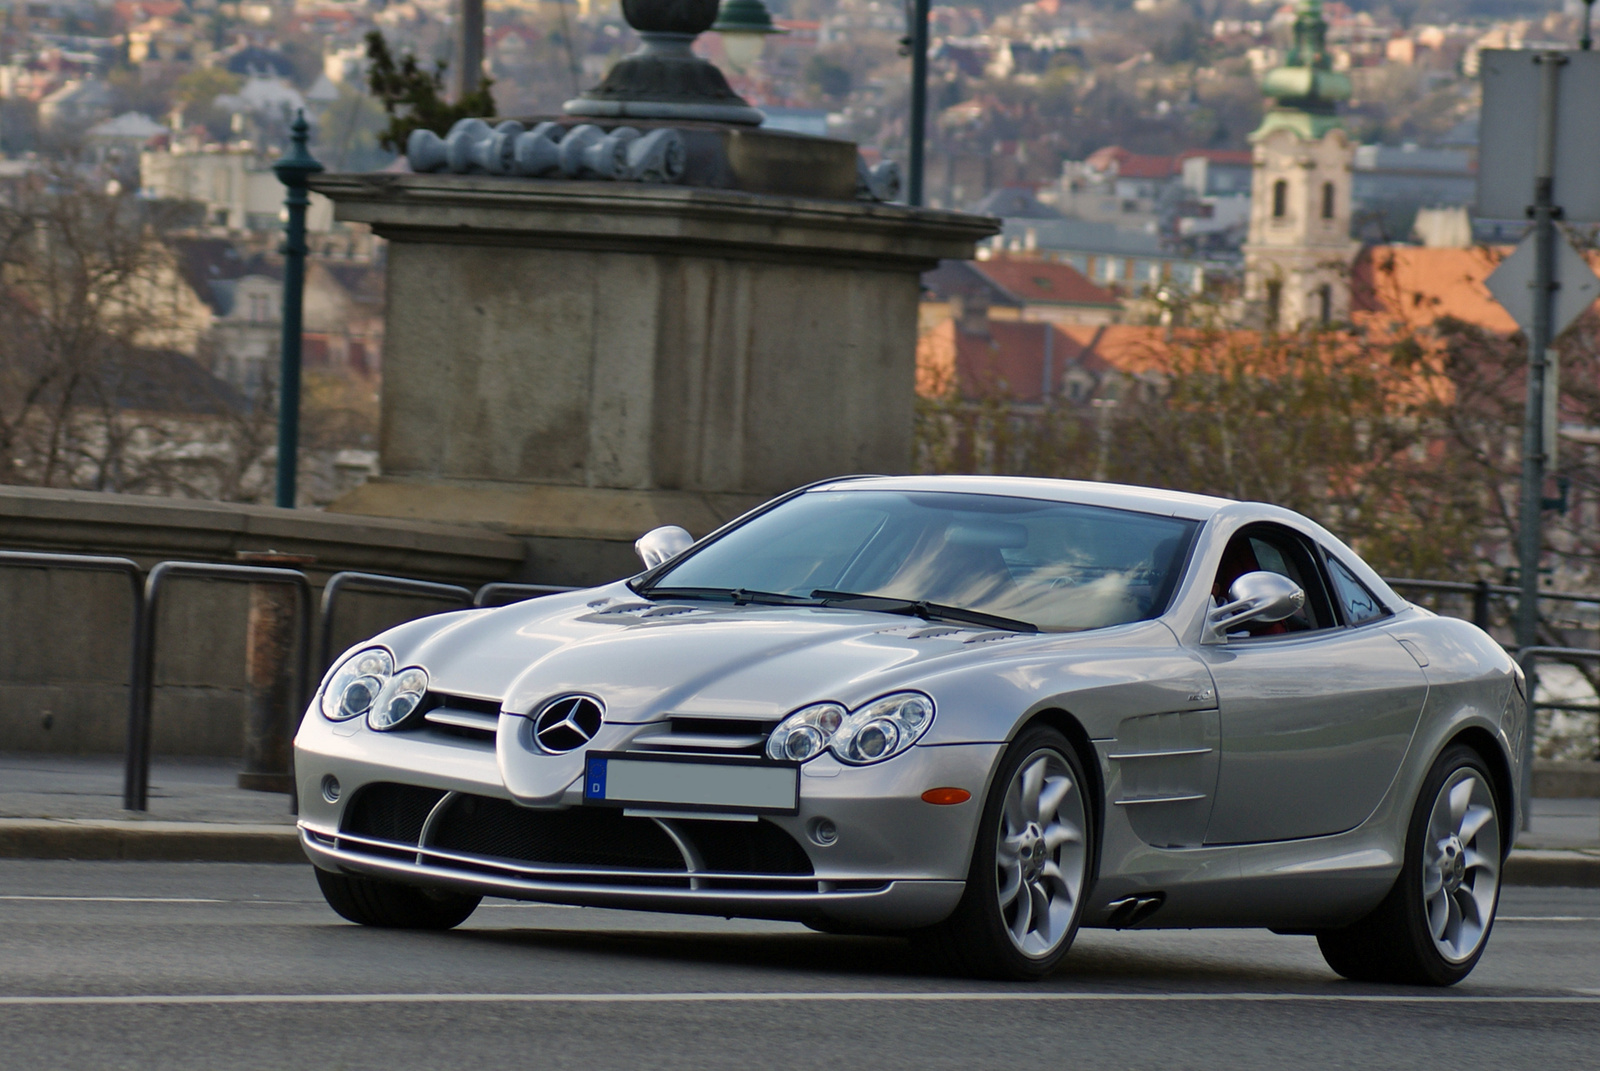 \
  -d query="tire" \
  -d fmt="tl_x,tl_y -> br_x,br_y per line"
1316,743 -> 1503,986
315,867 -> 482,930
925,725 -> 1094,980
